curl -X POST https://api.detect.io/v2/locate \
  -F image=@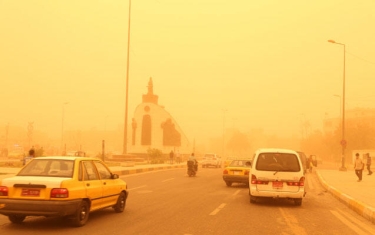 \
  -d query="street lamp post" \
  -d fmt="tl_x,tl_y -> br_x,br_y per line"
333,94 -> 341,119
222,109 -> 227,159
61,102 -> 69,155
123,0 -> 132,155
328,39 -> 346,171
